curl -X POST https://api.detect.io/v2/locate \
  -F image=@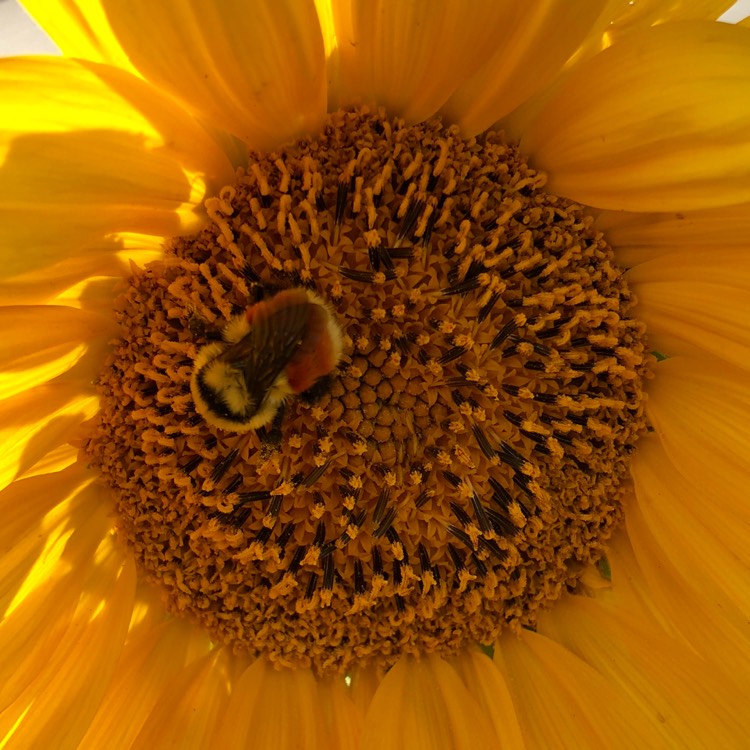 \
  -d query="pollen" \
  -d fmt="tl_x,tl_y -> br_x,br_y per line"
86,108 -> 652,675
